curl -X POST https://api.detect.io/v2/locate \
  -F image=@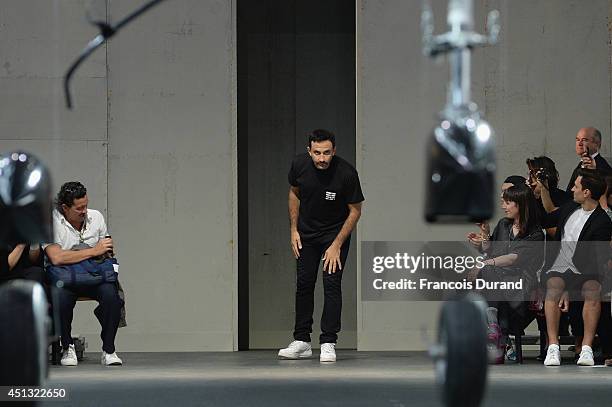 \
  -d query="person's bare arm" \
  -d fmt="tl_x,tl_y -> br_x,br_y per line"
323,202 -> 363,273
288,186 -> 302,259
45,238 -> 113,266
482,253 -> 518,268
8,244 -> 26,270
